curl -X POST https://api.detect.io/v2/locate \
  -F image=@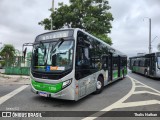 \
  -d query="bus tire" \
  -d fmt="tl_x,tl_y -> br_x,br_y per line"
144,70 -> 148,77
95,76 -> 104,94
